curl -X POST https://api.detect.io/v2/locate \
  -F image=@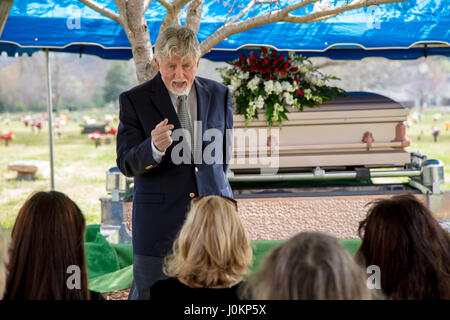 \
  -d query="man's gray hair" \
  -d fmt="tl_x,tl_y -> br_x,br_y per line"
154,26 -> 201,61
